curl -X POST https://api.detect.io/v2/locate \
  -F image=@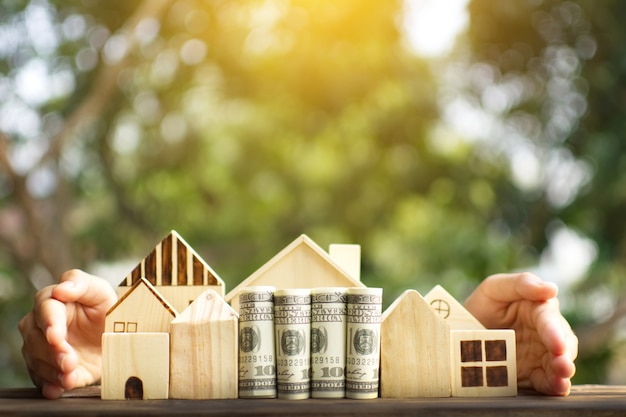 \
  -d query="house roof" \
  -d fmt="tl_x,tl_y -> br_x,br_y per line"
173,288 -> 238,324
118,230 -> 224,289
225,234 -> 364,305
107,277 -> 178,318
423,285 -> 485,330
